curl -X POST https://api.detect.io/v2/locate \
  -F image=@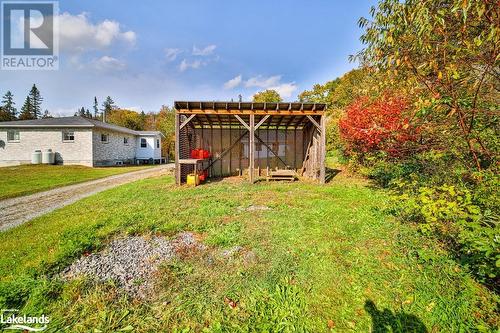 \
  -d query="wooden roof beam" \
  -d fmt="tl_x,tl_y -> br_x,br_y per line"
179,114 -> 195,130
254,115 -> 270,130
233,114 -> 250,131
306,115 -> 322,133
